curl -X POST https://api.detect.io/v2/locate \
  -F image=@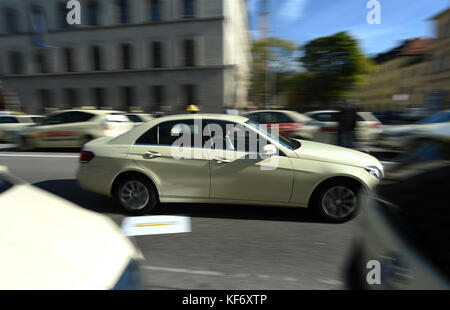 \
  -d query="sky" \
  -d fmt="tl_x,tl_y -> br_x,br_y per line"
246,0 -> 450,56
